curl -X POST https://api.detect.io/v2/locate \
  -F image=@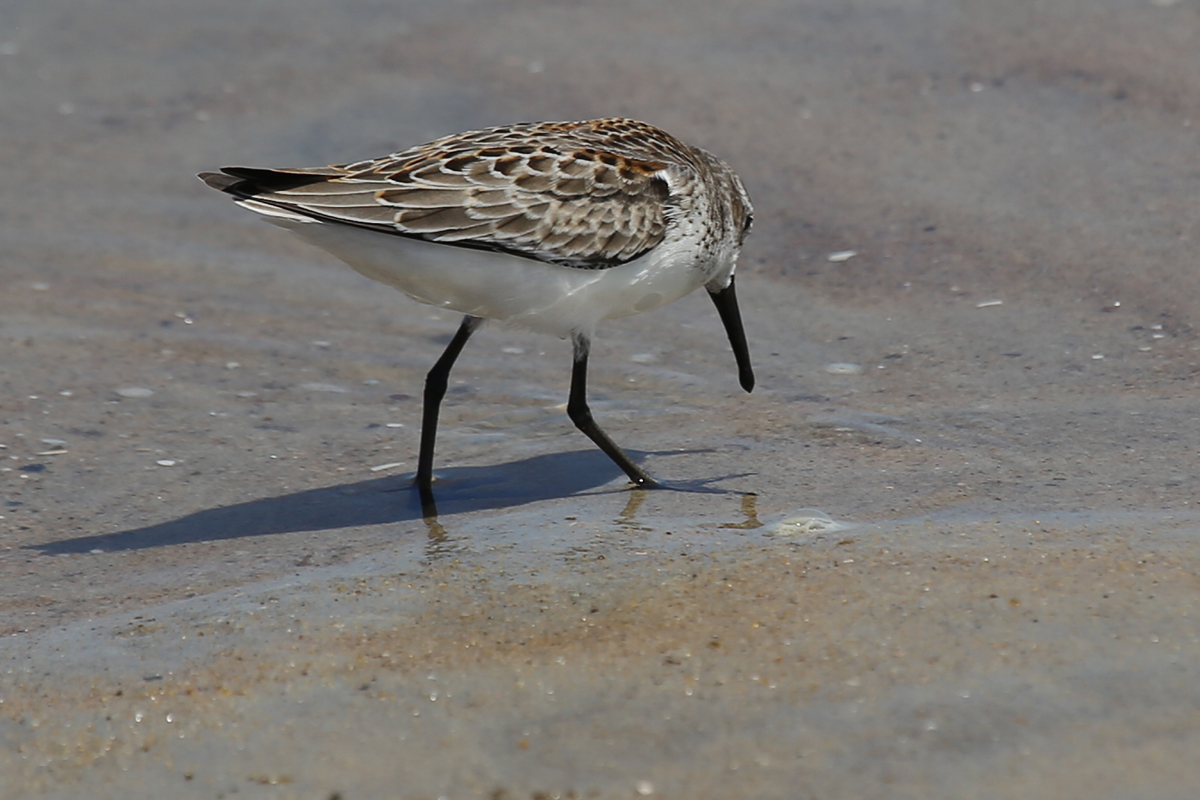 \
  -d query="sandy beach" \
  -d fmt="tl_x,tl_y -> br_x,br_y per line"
3,1 -> 1199,797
